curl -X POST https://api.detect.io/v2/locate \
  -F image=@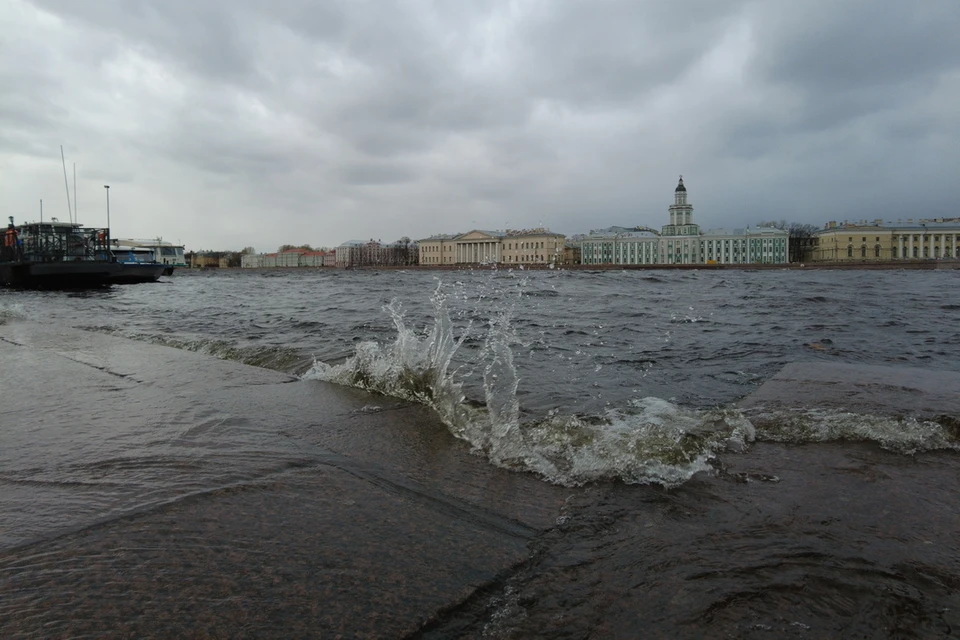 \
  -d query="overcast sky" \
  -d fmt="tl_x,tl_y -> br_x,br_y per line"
2,0 -> 958,252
